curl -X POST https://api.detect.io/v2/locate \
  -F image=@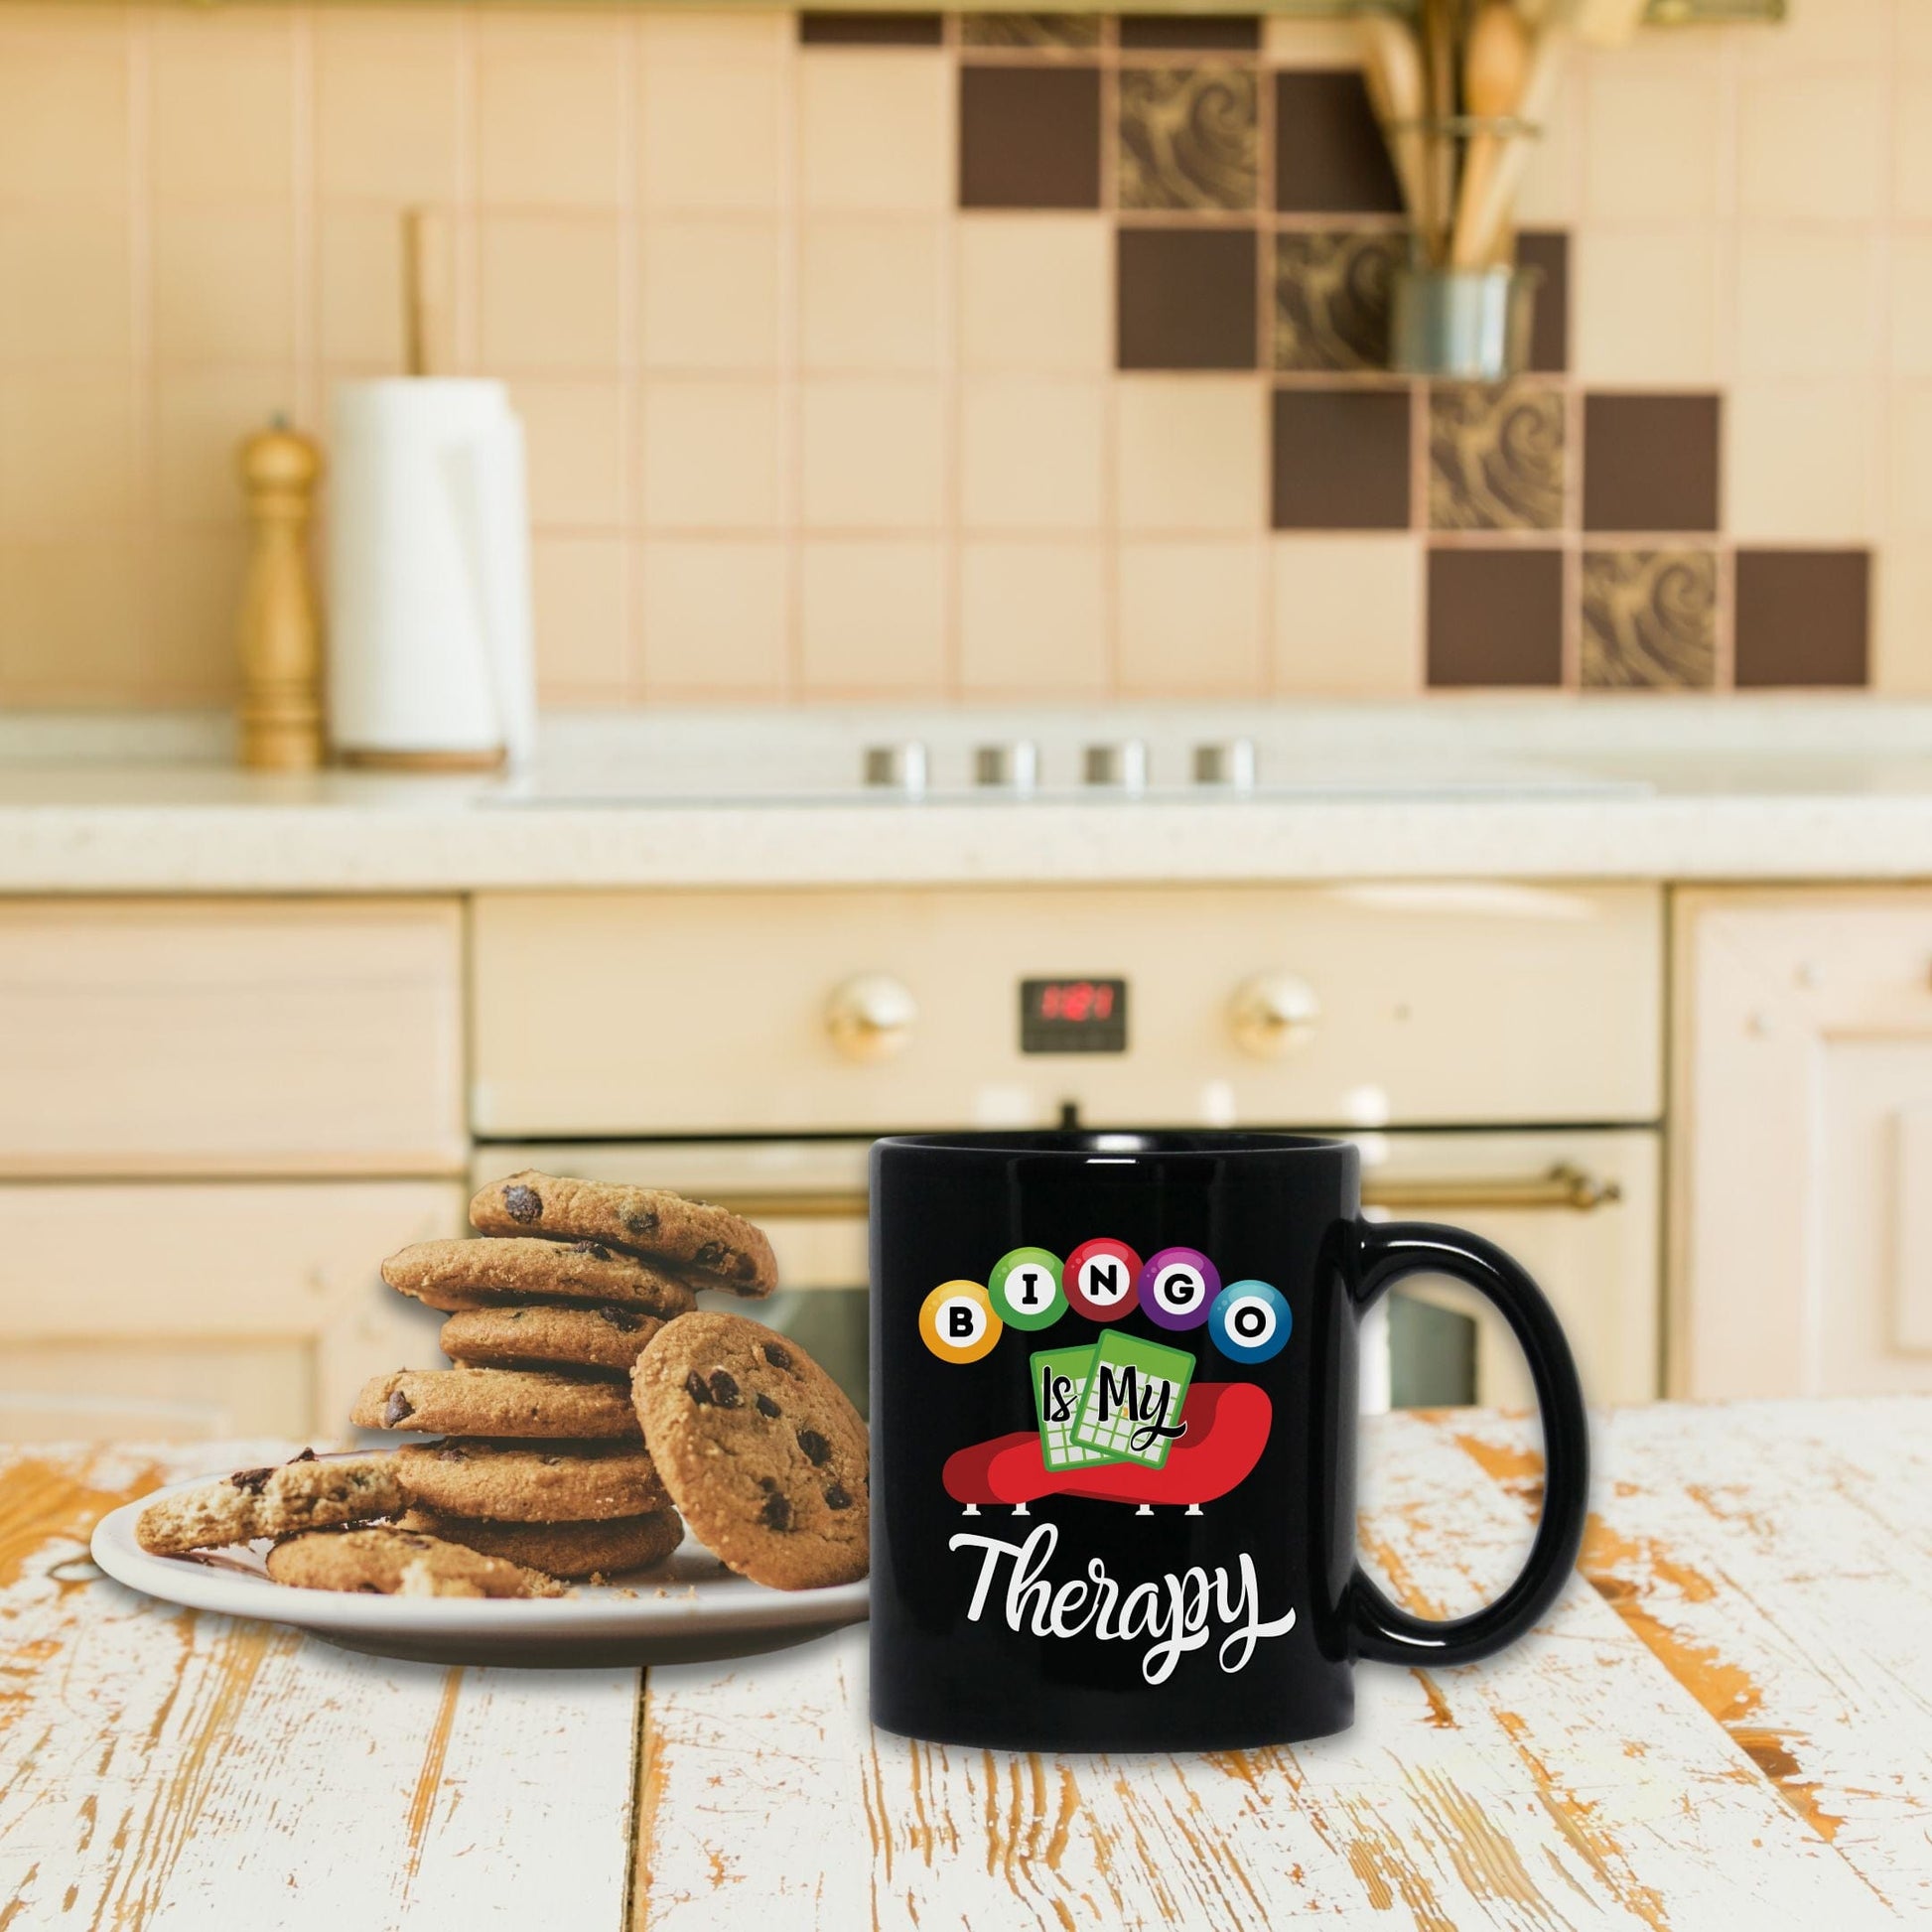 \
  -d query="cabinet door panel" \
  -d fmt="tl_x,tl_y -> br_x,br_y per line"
0,899 -> 467,1174
0,1180 -> 462,1438
1674,890 -> 1932,1398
